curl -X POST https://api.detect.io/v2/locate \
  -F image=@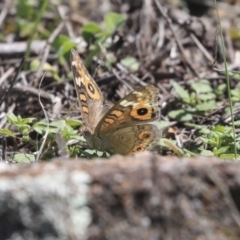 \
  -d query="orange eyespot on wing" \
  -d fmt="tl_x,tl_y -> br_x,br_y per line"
96,85 -> 160,133
138,130 -> 155,141
130,105 -> 156,121
71,50 -> 102,101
